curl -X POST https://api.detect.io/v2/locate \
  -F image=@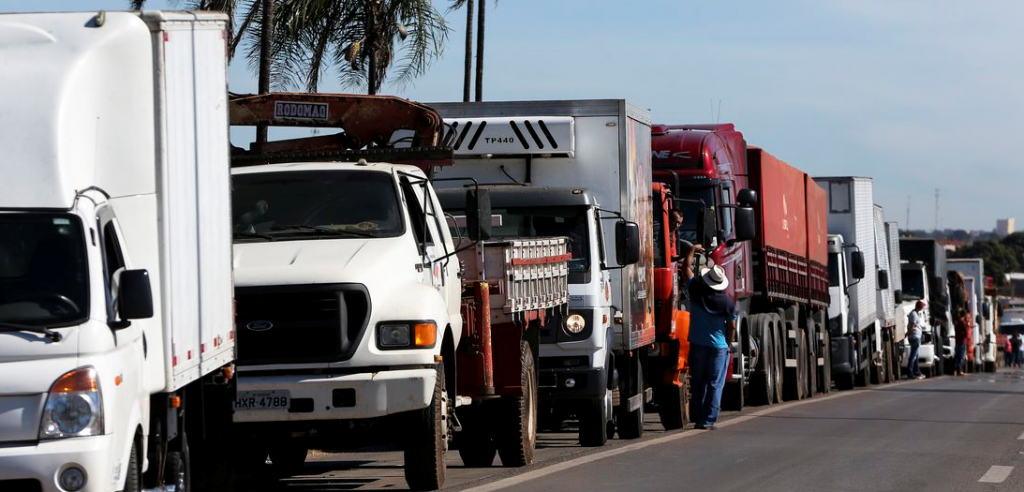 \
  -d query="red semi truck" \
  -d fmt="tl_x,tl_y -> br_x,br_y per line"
652,125 -> 830,410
